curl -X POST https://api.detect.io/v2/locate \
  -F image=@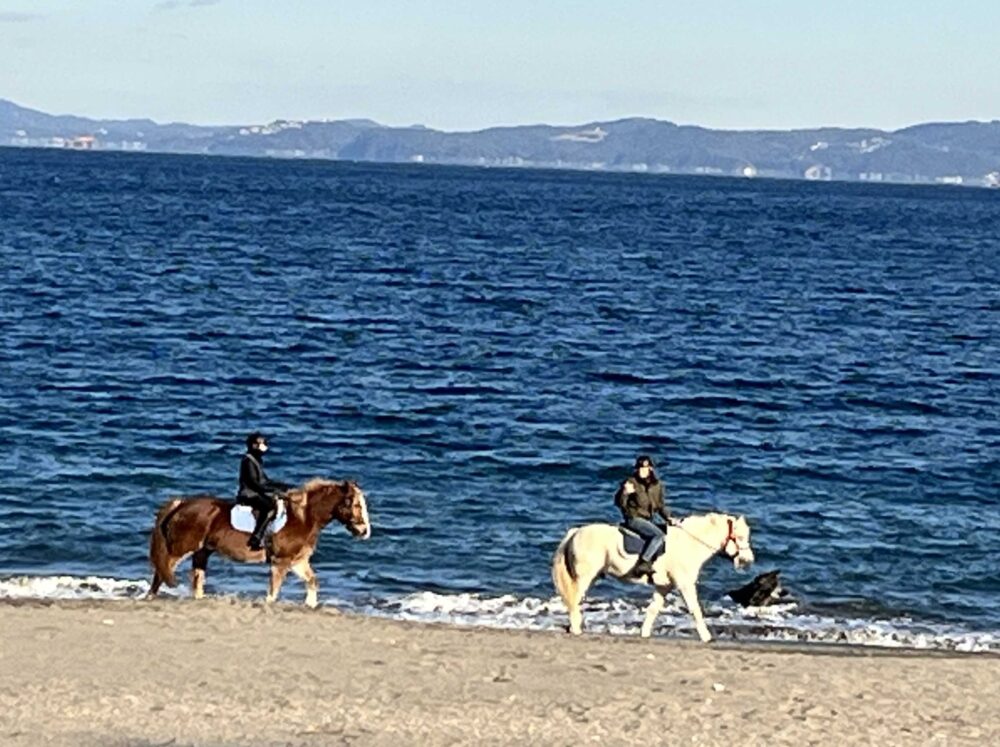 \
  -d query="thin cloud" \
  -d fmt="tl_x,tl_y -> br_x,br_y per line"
0,12 -> 42,23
